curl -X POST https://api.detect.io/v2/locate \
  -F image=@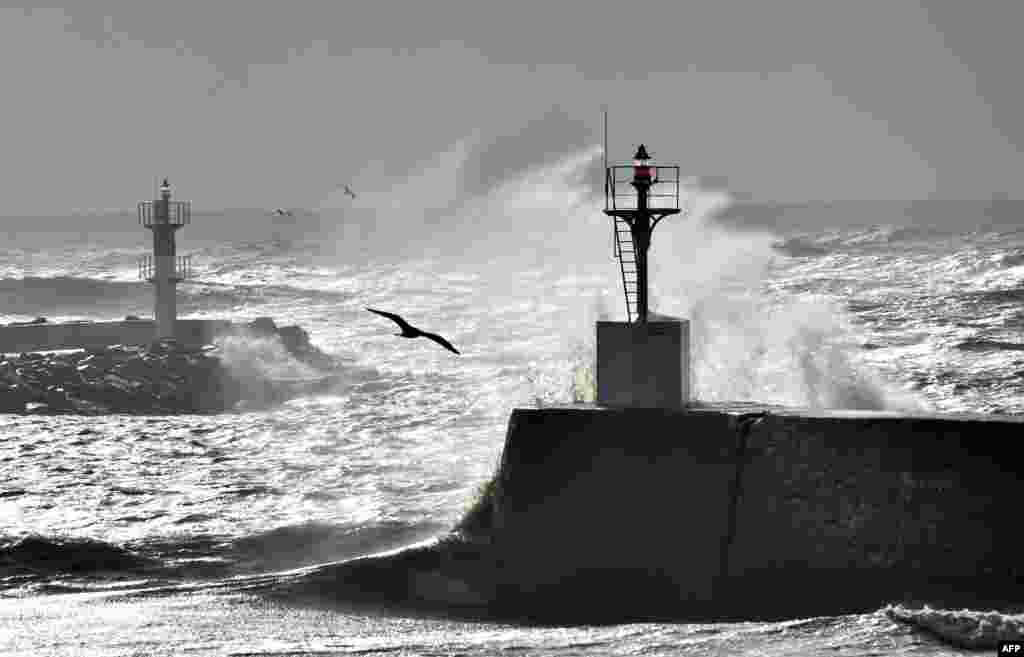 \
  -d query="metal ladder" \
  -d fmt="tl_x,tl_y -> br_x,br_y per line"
613,216 -> 637,323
